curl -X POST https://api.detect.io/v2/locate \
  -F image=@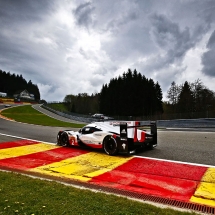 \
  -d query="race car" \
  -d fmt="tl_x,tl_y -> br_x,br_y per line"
57,121 -> 157,156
